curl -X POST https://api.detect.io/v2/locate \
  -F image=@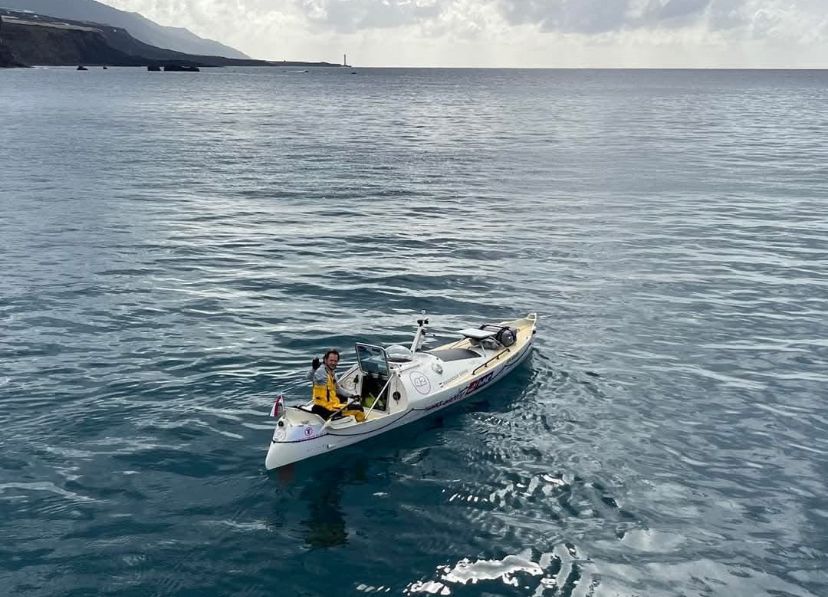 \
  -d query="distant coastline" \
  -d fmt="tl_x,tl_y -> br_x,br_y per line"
0,10 -> 343,69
